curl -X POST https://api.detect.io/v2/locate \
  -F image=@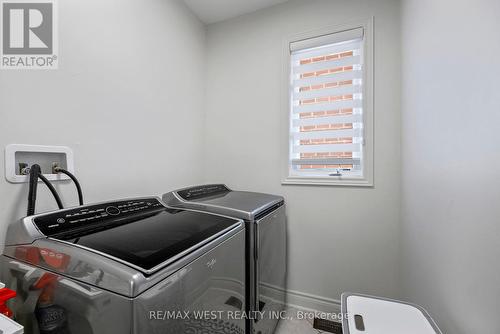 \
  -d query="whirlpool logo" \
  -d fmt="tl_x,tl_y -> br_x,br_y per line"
206,258 -> 217,269
1,0 -> 58,69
